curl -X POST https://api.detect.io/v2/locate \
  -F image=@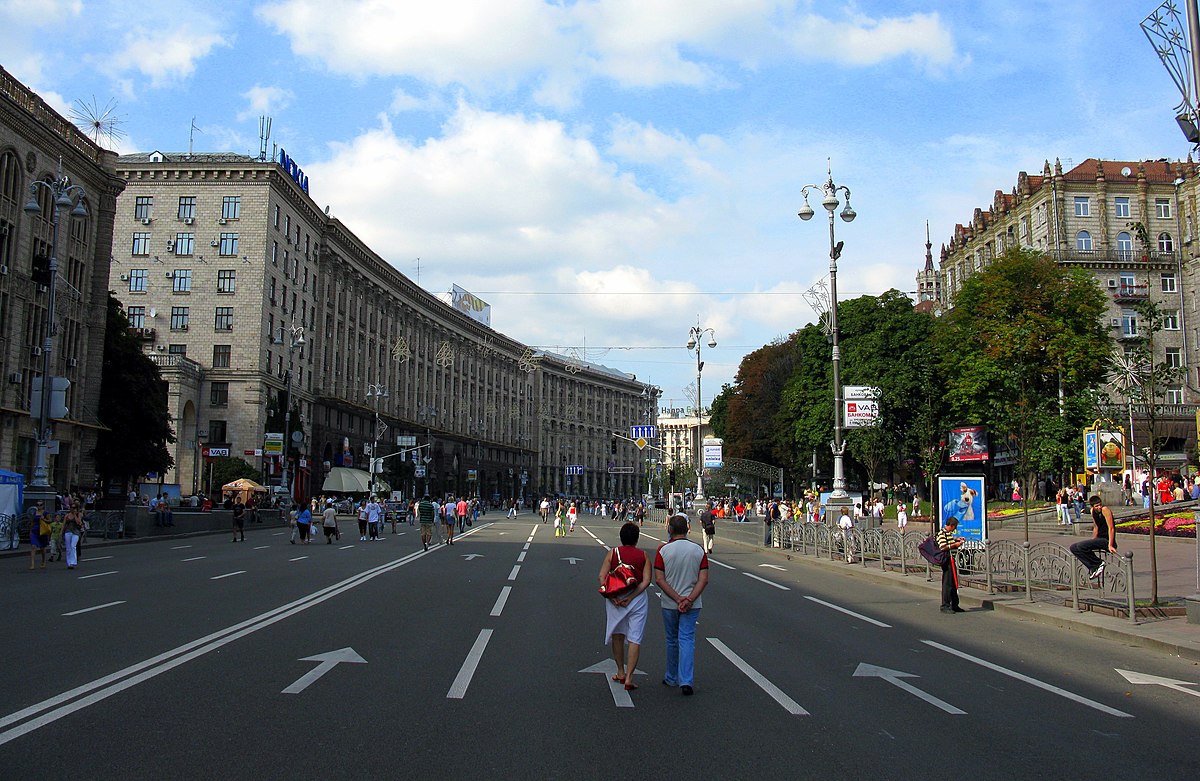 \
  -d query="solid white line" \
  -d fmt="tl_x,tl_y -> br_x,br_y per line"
85,555 -> 113,561
447,629 -> 493,699
63,601 -> 125,617
288,556 -> 308,562
803,596 -> 891,628
78,571 -> 117,580
922,640 -> 1133,718
516,551 -> 526,562
170,545 -> 192,550
181,556 -> 206,562
0,547 -> 436,745
253,545 -> 269,550
339,545 -> 354,550
210,571 -> 246,580
743,572 -> 790,591
507,565 -> 520,581
708,638 -> 809,715
490,586 -> 512,617
707,557 -> 736,570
